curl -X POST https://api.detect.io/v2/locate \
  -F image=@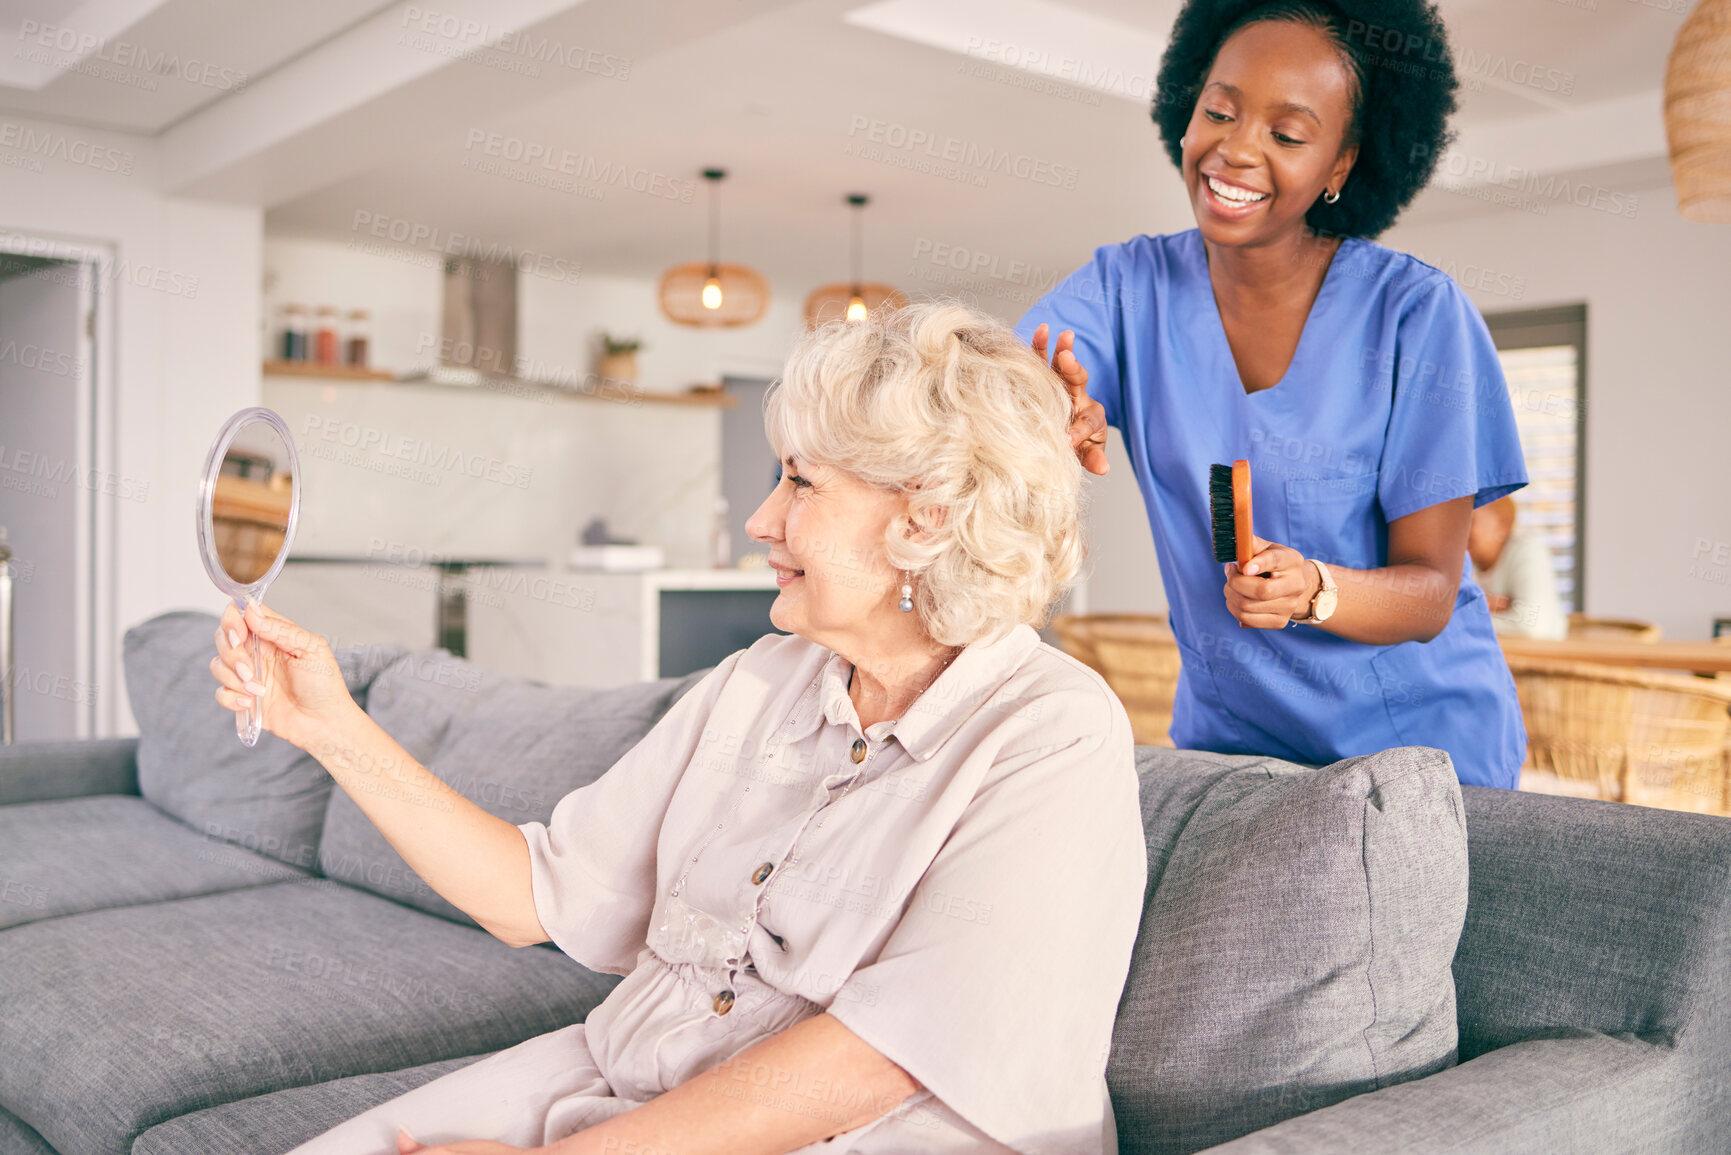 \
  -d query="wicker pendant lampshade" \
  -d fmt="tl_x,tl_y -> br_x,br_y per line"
1665,0 -> 1731,222
658,168 -> 770,327
803,194 -> 907,327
